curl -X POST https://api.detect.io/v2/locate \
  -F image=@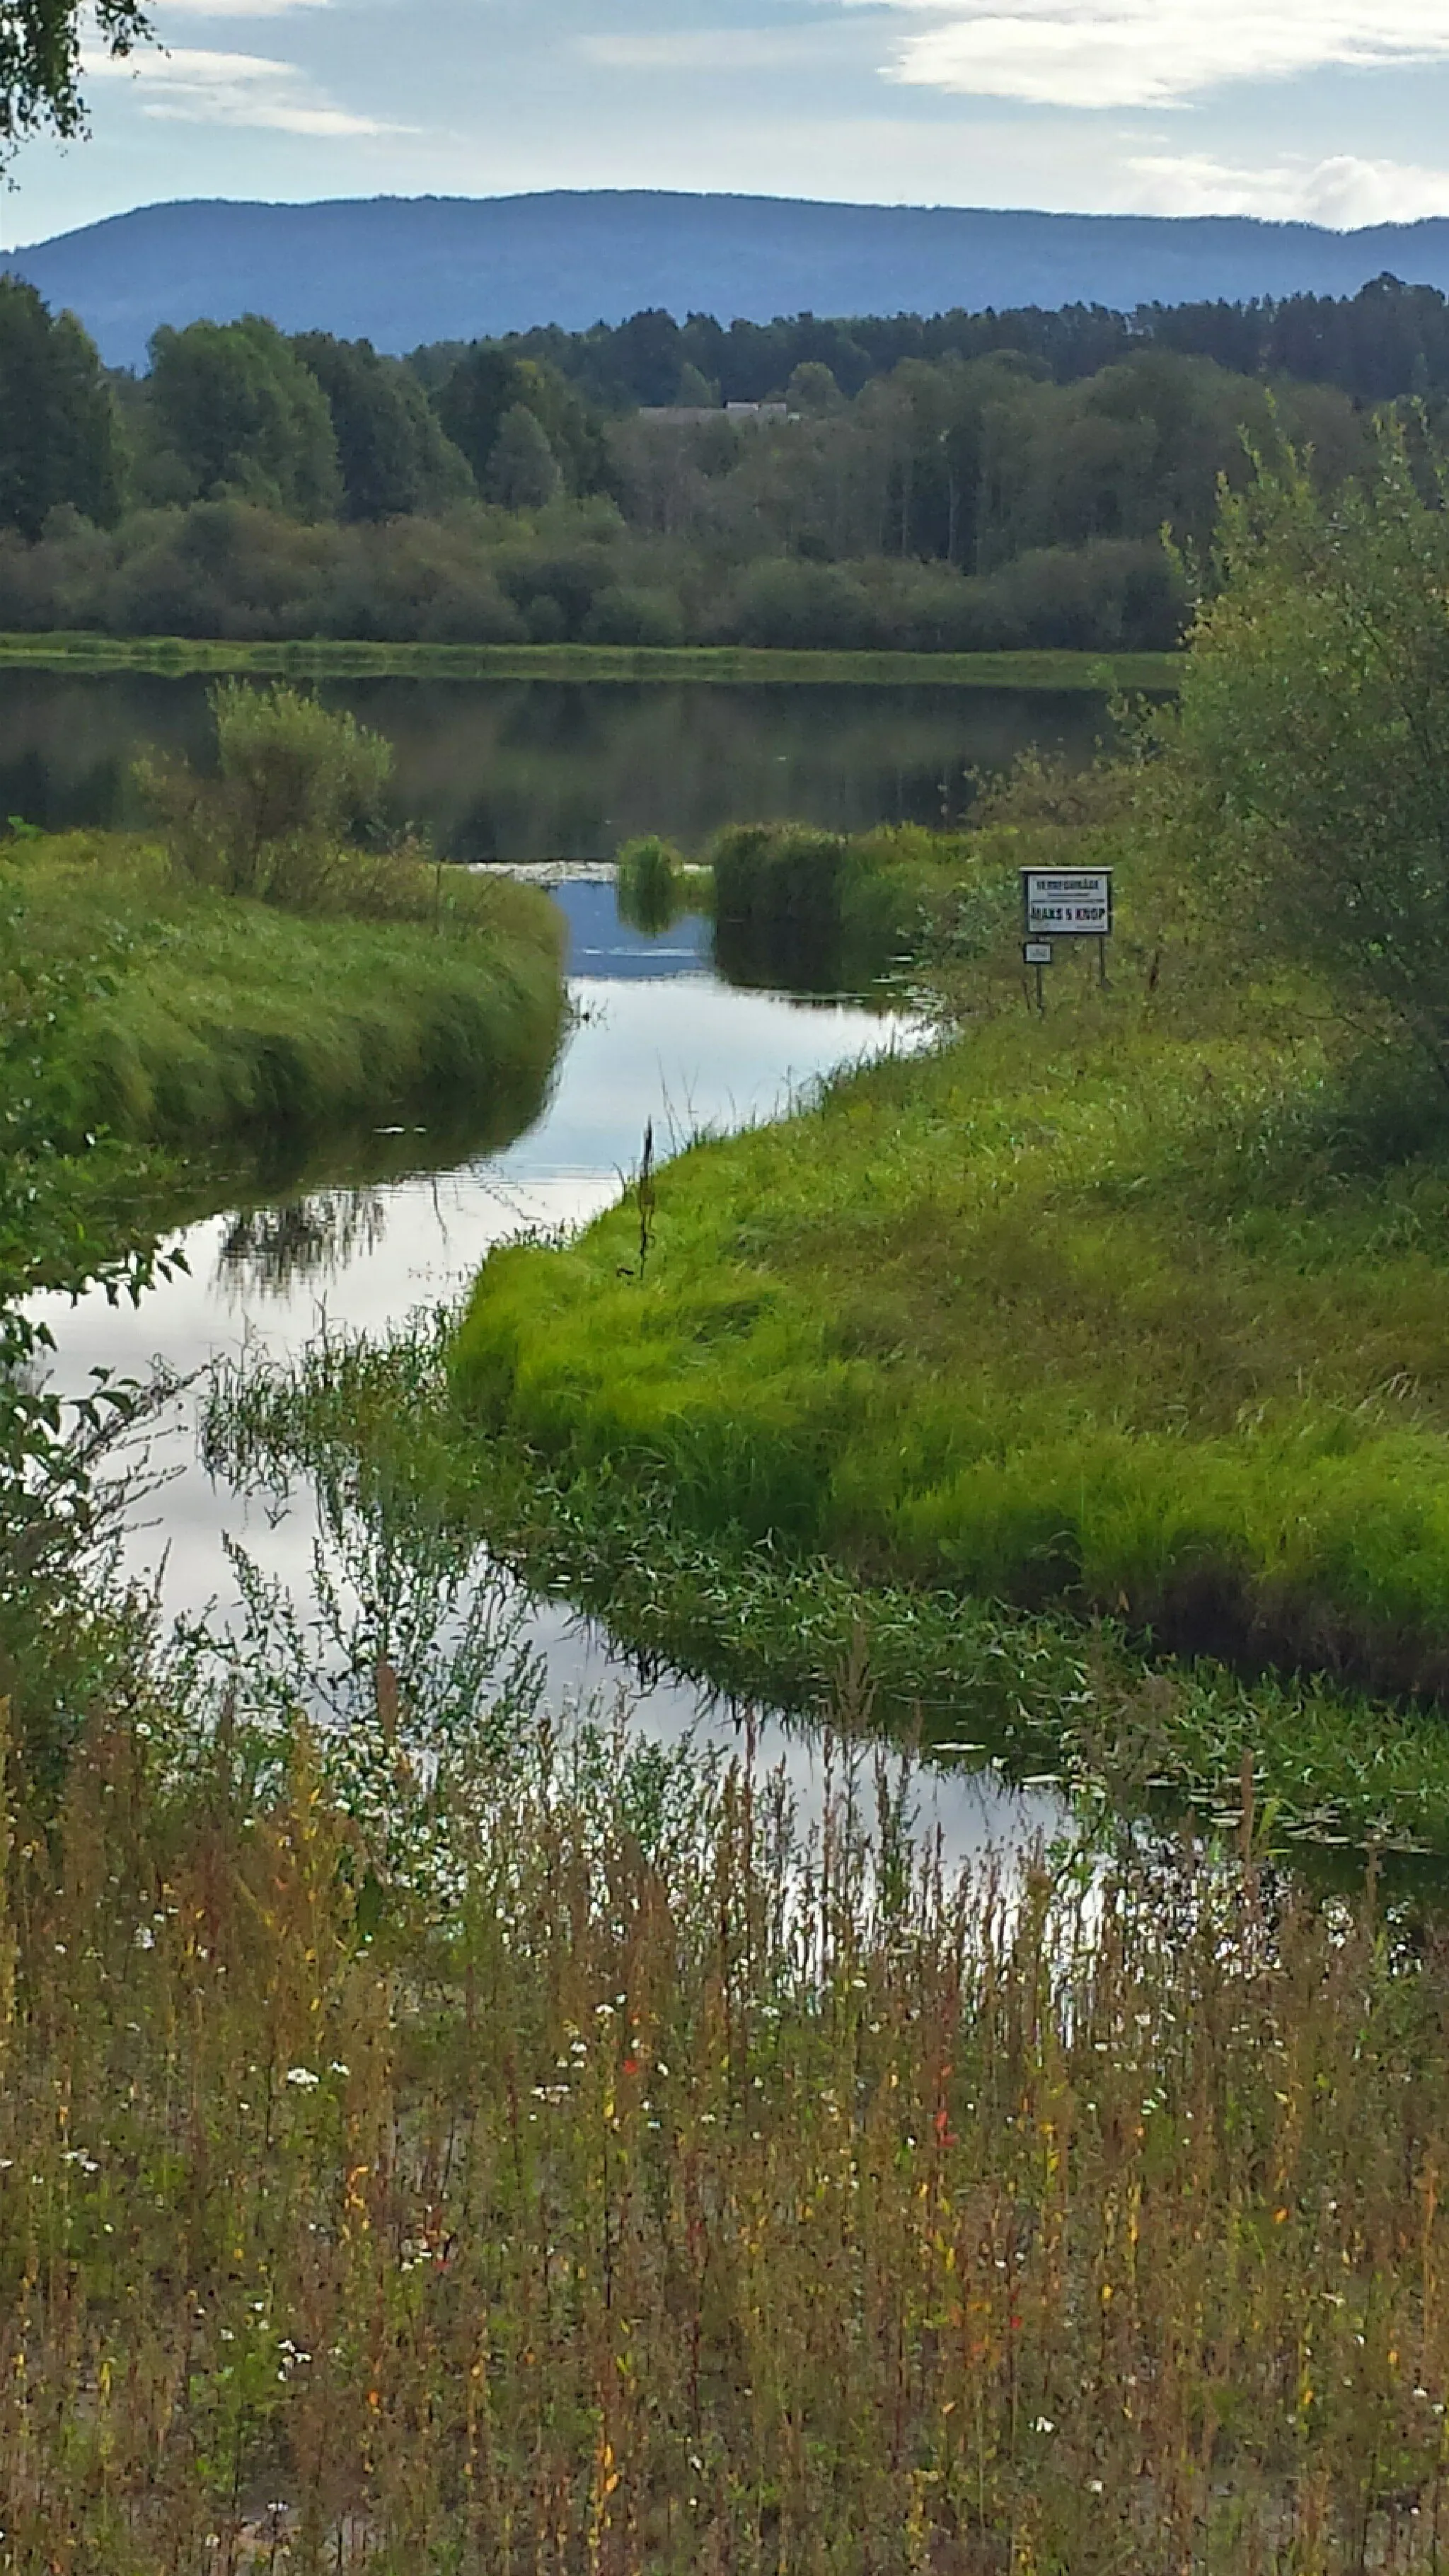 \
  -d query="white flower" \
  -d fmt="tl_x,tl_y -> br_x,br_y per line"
134,1927 -> 155,1951
1034,2417 -> 1055,2435
285,2067 -> 320,2091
